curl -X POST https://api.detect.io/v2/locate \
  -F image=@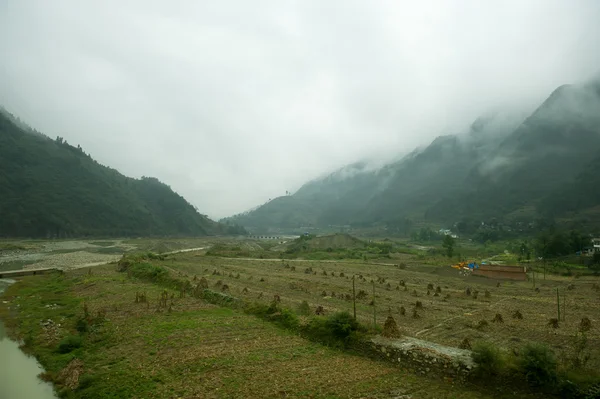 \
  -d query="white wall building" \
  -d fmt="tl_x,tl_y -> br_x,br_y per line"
593,238 -> 600,253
